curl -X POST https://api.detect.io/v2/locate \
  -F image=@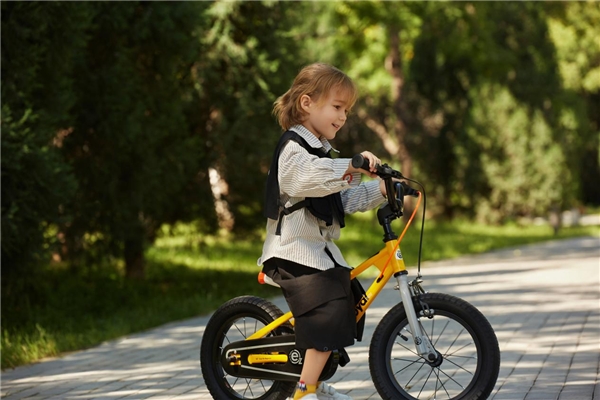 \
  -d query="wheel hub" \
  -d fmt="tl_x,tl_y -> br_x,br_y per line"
426,350 -> 444,368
